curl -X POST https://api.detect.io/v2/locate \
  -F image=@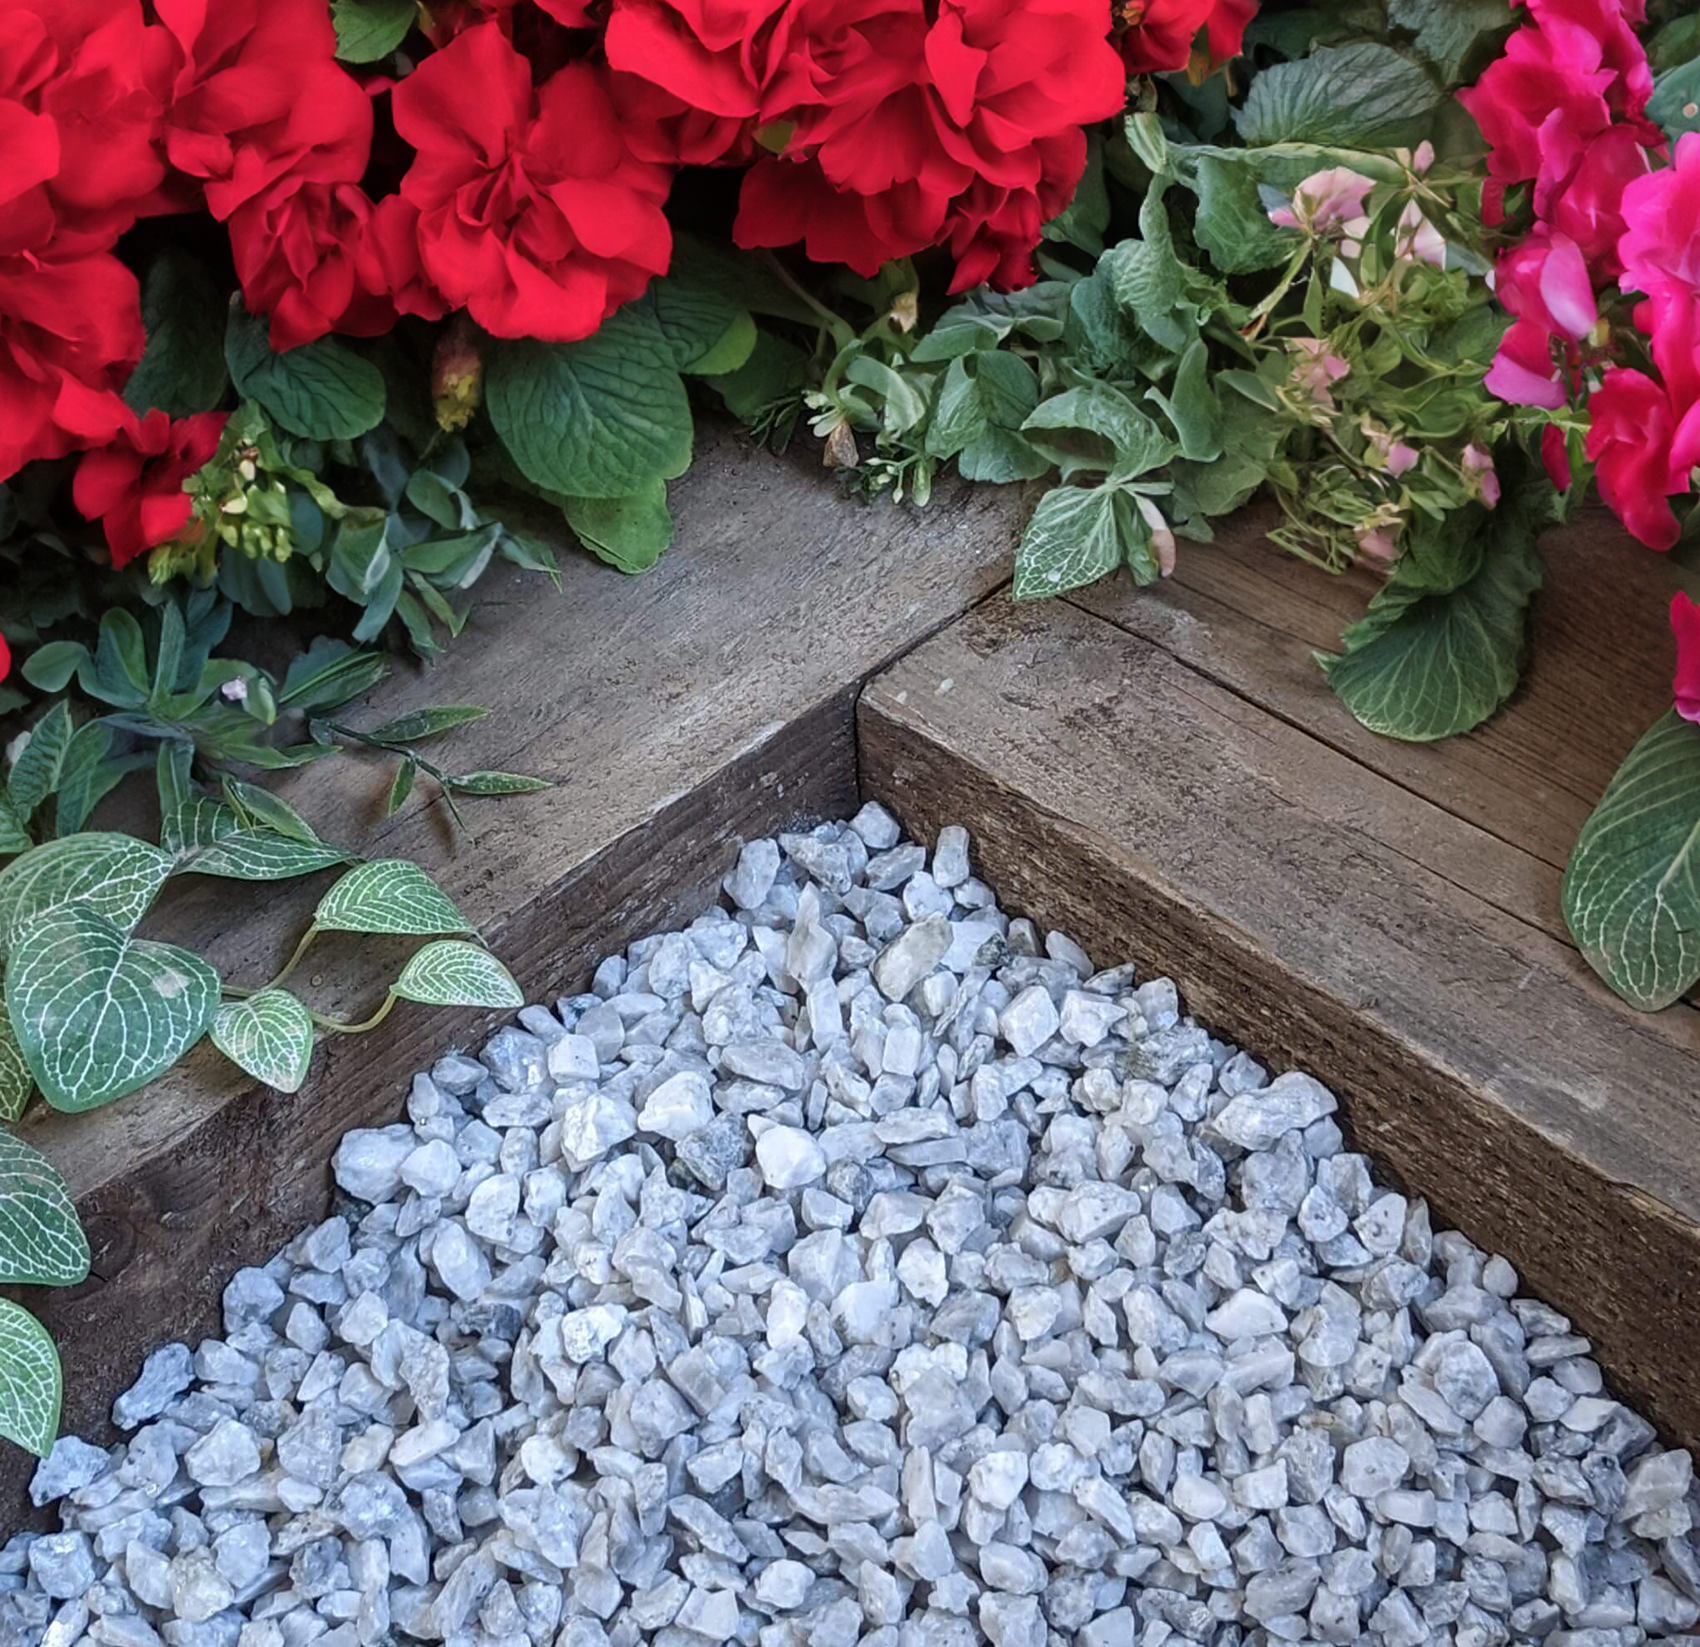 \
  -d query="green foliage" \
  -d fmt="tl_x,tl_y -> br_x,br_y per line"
0,1300 -> 62,1459
211,992 -> 316,1095
1648,56 -> 1700,142
1564,711 -> 1700,1011
0,1132 -> 89,1286
332,0 -> 418,60
226,306 -> 387,442
393,940 -> 523,1009
1234,44 -> 1445,147
126,252 -> 231,419
314,859 -> 474,936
